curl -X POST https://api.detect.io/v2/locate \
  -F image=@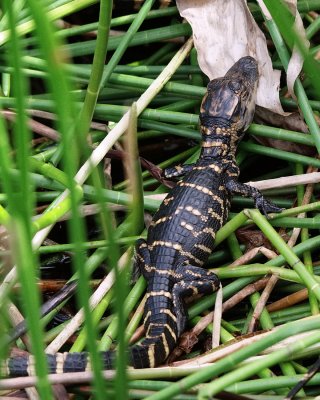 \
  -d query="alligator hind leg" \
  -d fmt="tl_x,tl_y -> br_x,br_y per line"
172,265 -> 220,336
133,238 -> 154,280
